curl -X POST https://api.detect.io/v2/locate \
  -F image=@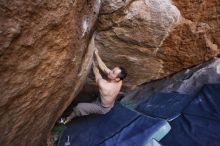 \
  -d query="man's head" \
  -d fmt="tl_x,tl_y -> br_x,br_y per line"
107,66 -> 127,82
